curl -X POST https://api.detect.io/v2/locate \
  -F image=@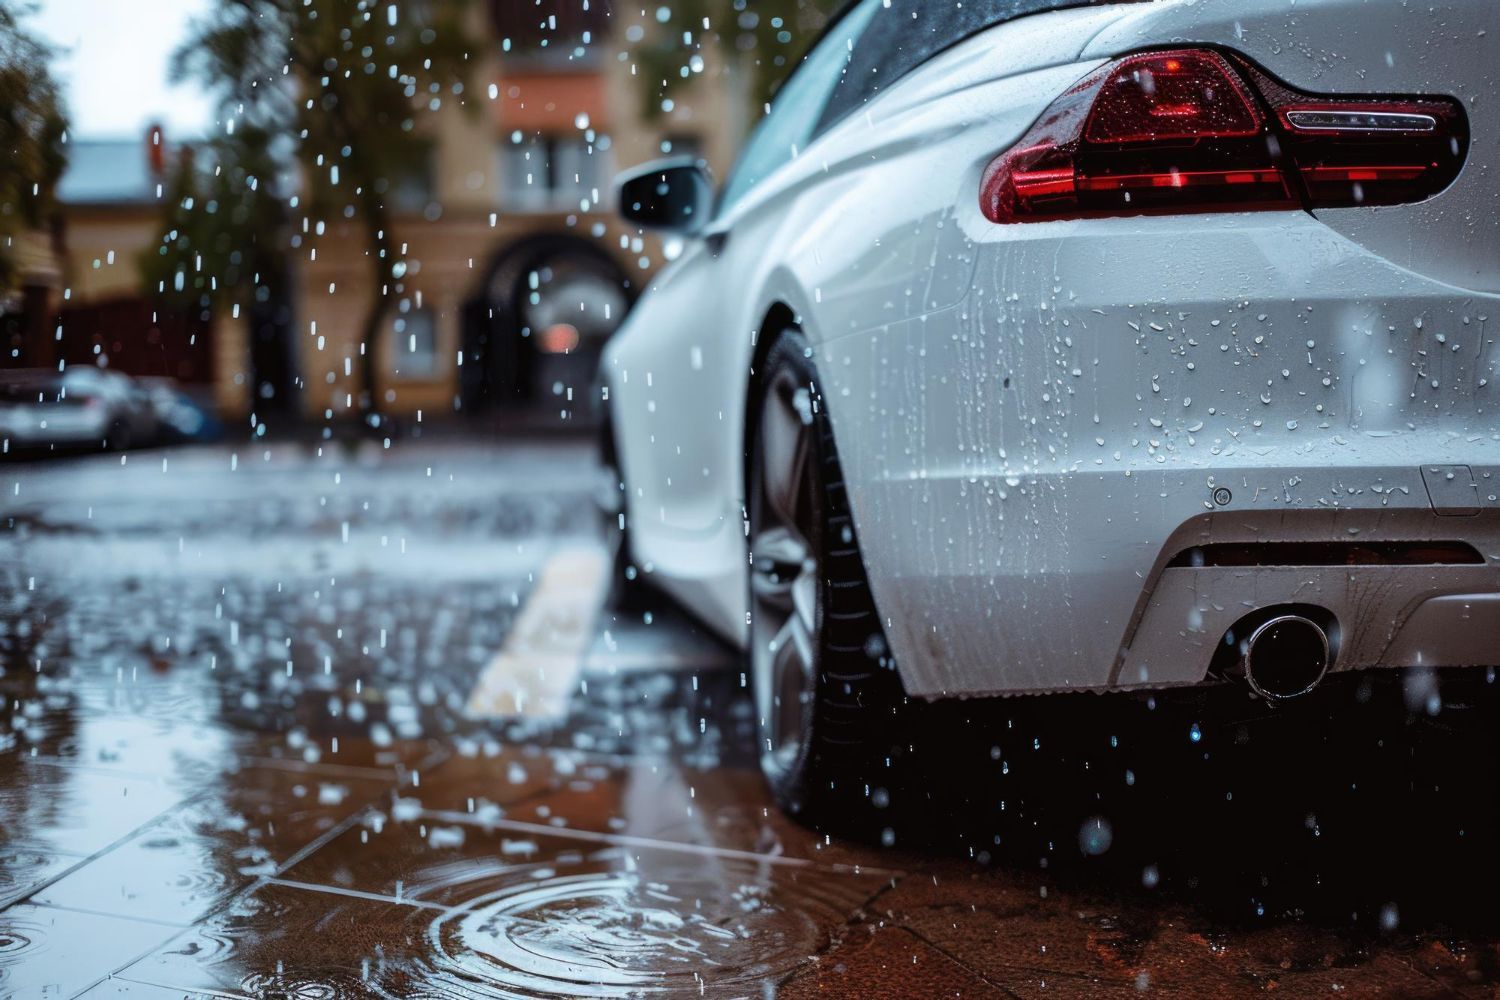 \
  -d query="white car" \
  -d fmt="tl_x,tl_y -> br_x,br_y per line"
601,0 -> 1498,818
0,367 -> 155,452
